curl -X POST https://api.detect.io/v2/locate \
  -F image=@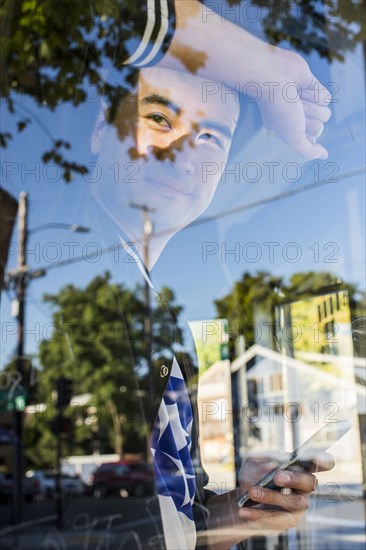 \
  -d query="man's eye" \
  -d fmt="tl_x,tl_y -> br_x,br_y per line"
198,132 -> 223,148
146,113 -> 171,129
